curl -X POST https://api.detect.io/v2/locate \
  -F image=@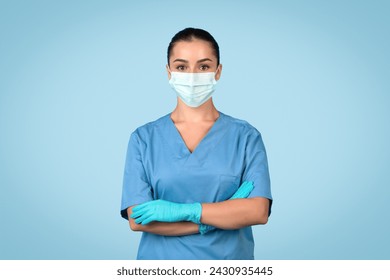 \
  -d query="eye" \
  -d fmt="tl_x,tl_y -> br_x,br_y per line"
199,64 -> 210,71
176,65 -> 186,71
